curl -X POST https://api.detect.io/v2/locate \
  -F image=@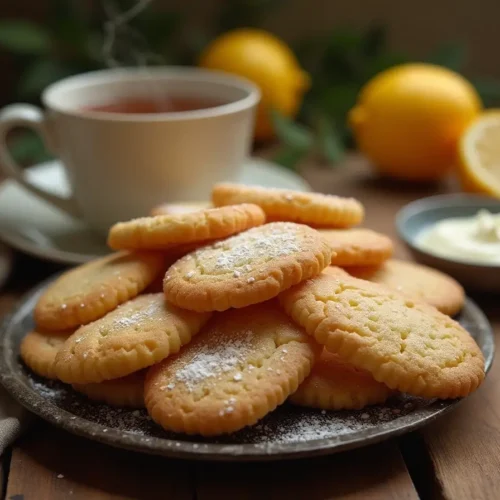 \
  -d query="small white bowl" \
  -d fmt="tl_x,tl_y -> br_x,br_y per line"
396,194 -> 500,292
